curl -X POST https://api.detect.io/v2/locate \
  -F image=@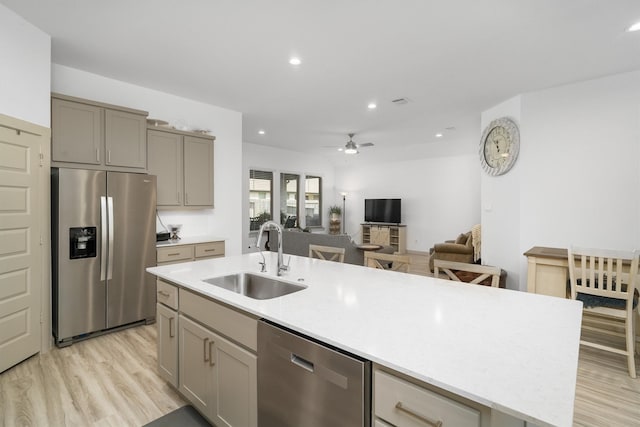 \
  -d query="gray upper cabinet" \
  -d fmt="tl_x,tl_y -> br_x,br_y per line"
184,136 -> 214,207
51,93 -> 148,171
51,98 -> 102,165
104,109 -> 147,169
148,128 -> 215,209
148,130 -> 182,206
